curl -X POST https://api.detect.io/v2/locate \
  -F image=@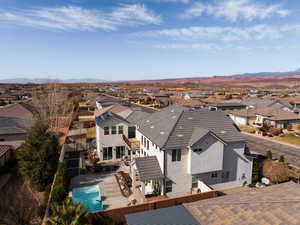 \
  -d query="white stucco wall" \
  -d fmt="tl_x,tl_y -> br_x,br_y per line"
165,147 -> 192,197
188,134 -> 224,174
229,114 -> 247,125
136,130 -> 164,173
211,142 -> 252,190
95,116 -> 130,161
